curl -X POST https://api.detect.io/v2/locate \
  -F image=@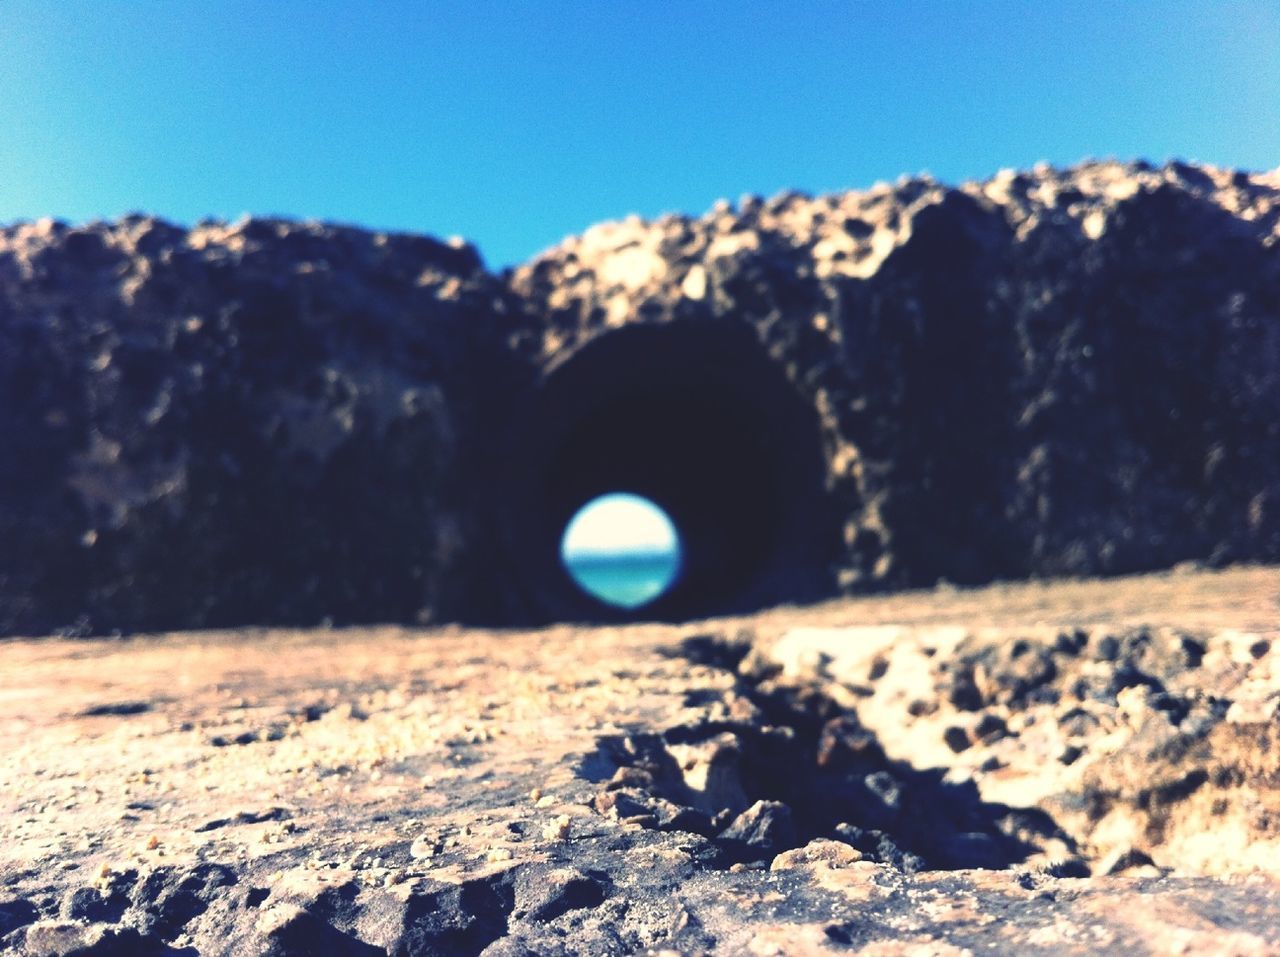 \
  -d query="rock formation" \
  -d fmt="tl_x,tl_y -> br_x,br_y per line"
0,218 -> 534,634
1,160 -> 1278,635
2,567 -> 1279,954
